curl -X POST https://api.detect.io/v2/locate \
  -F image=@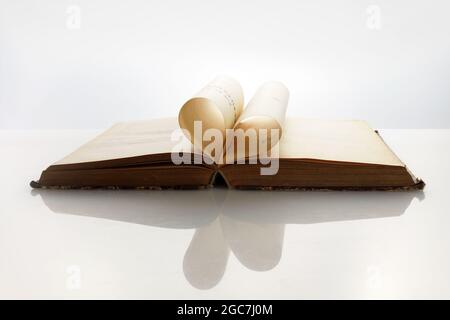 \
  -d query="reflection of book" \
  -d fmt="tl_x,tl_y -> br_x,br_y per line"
35,188 -> 420,227
34,188 -> 422,289
31,77 -> 424,190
